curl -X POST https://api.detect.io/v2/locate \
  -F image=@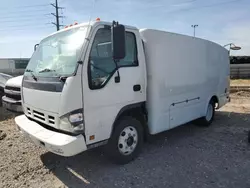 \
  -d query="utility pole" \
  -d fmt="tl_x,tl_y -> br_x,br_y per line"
191,24 -> 198,37
51,0 -> 64,31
